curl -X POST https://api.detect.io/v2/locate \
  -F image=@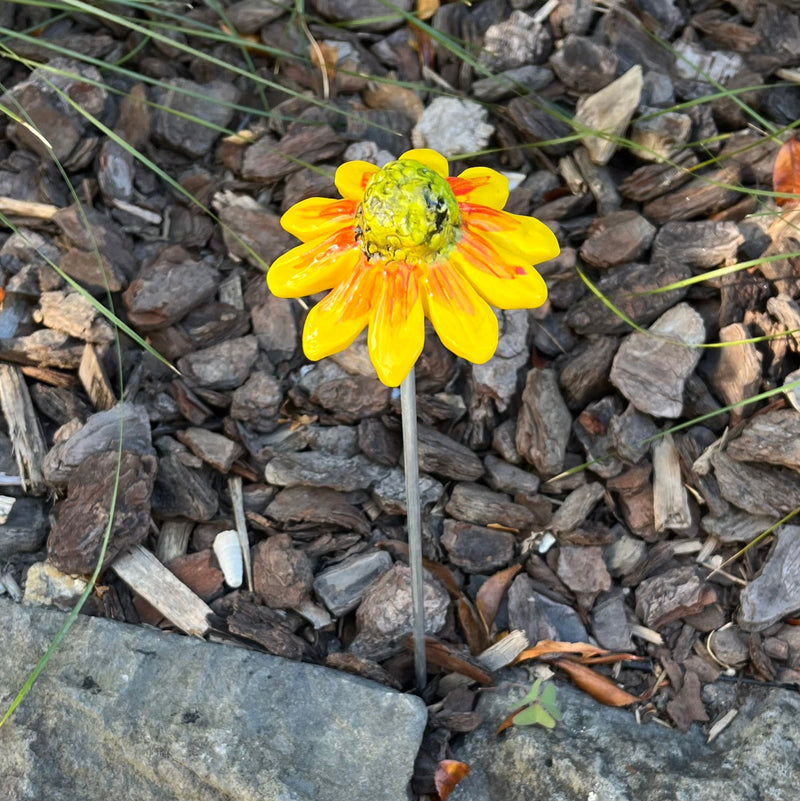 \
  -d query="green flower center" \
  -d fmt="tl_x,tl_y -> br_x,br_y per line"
355,159 -> 461,265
